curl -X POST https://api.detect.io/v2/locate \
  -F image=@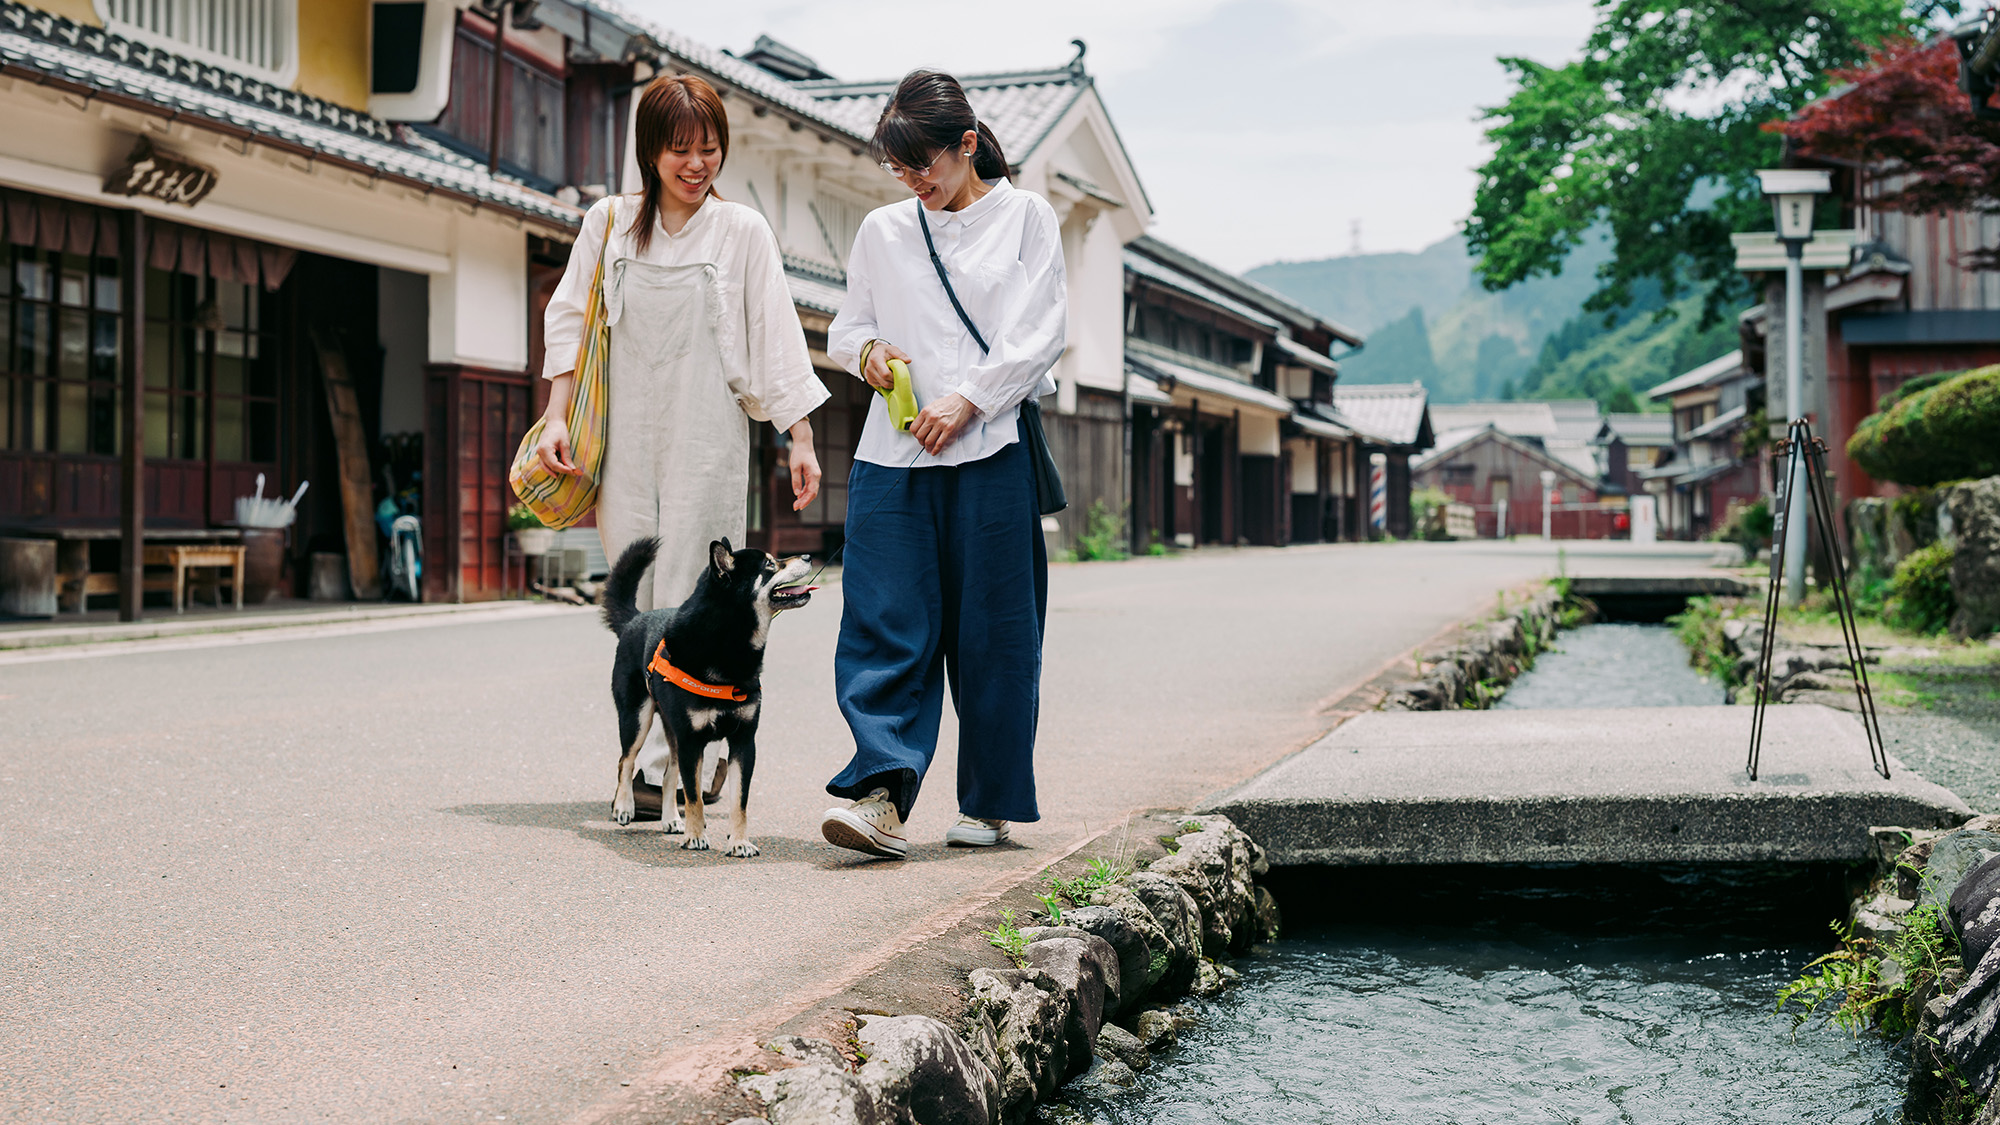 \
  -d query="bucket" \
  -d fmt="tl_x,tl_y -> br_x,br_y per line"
241,528 -> 284,605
